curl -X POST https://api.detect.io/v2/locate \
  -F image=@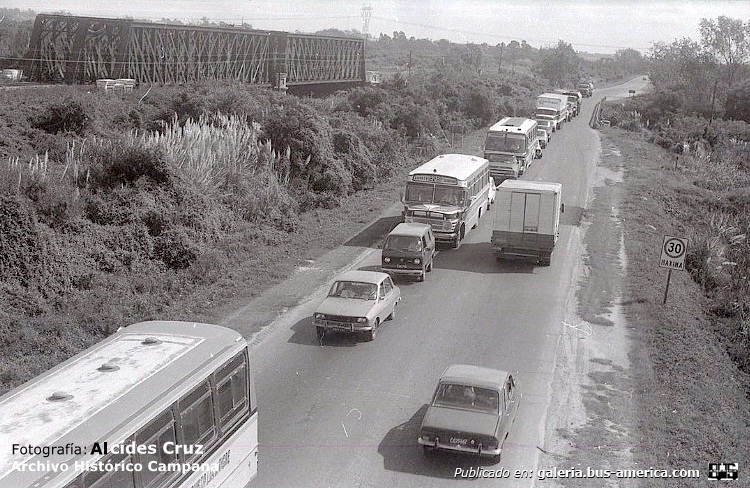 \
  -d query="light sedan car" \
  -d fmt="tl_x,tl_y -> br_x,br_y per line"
418,365 -> 520,461
313,270 -> 400,341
